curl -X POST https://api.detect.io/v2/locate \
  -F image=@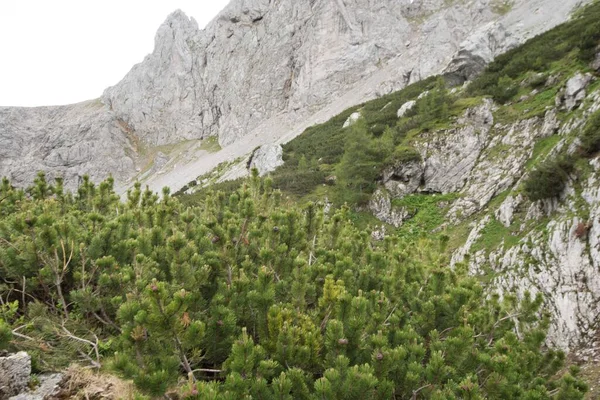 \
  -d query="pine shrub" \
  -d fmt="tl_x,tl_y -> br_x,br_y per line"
524,156 -> 575,201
